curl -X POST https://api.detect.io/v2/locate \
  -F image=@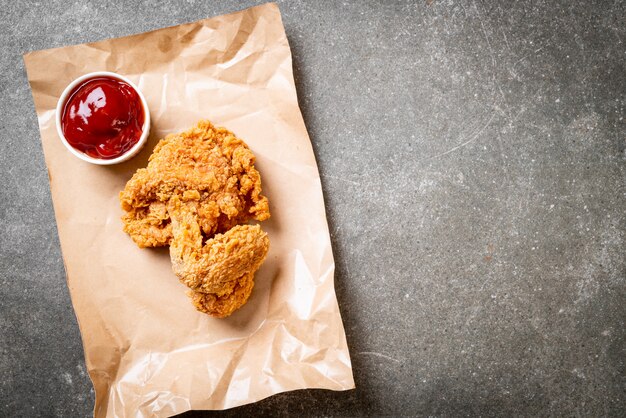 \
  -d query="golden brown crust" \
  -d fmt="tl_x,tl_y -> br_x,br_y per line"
119,120 -> 269,248
188,272 -> 256,318
168,196 -> 270,294
119,120 -> 270,317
